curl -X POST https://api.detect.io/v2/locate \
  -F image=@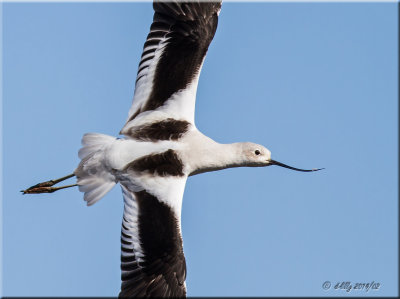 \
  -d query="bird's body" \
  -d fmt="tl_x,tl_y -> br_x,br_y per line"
75,127 -> 270,210
23,1 -> 322,297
